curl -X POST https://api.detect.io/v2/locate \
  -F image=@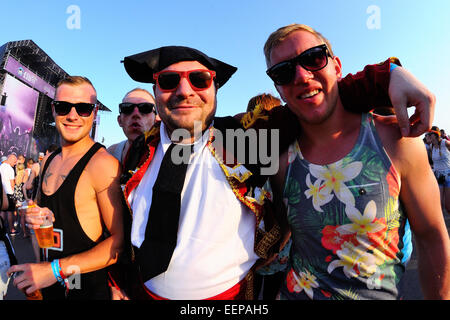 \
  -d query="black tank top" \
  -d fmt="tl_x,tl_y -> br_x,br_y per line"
30,174 -> 39,200
39,142 -> 111,300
